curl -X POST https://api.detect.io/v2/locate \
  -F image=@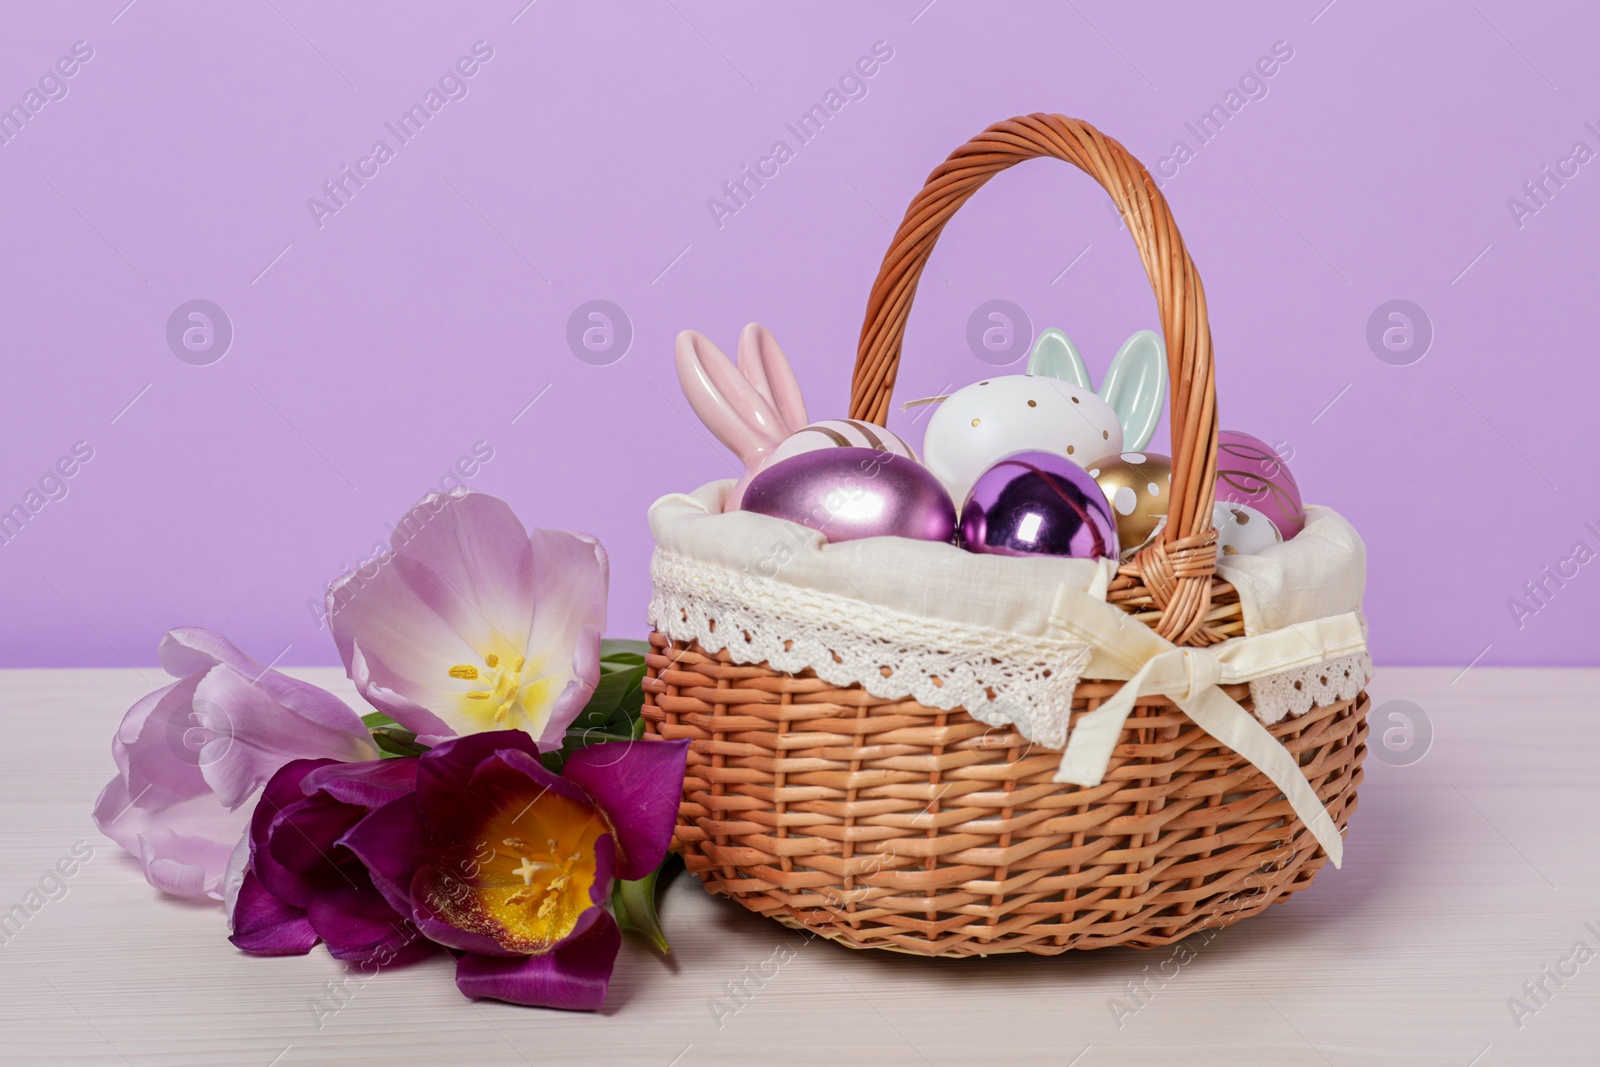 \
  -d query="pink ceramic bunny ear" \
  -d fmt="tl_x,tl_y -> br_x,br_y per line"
674,329 -> 788,464
736,323 -> 808,435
